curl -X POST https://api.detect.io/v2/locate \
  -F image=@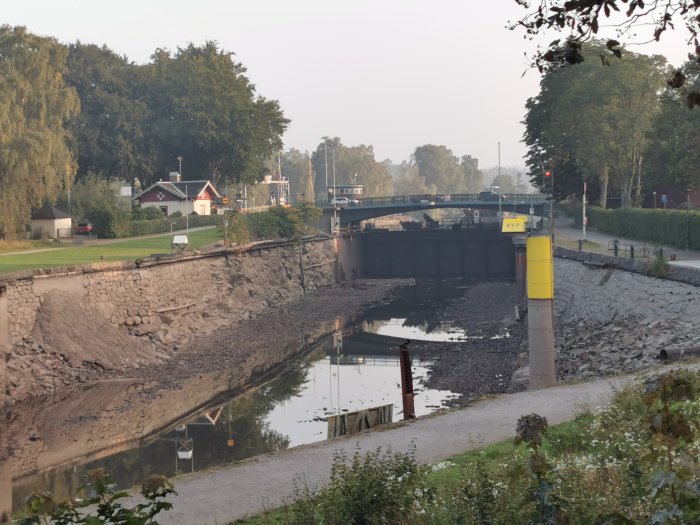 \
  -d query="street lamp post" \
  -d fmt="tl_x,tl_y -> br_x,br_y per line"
497,142 -> 502,221
653,191 -> 657,209
687,189 -> 691,251
323,138 -> 329,199
332,141 -> 337,235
